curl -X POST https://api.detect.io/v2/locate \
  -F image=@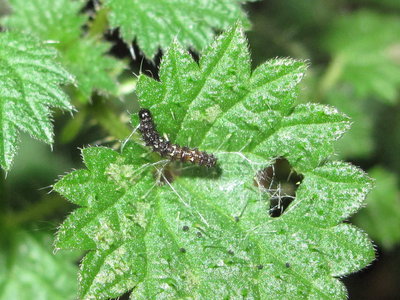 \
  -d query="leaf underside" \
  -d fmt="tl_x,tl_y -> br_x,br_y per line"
55,25 -> 374,299
0,32 -> 73,171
